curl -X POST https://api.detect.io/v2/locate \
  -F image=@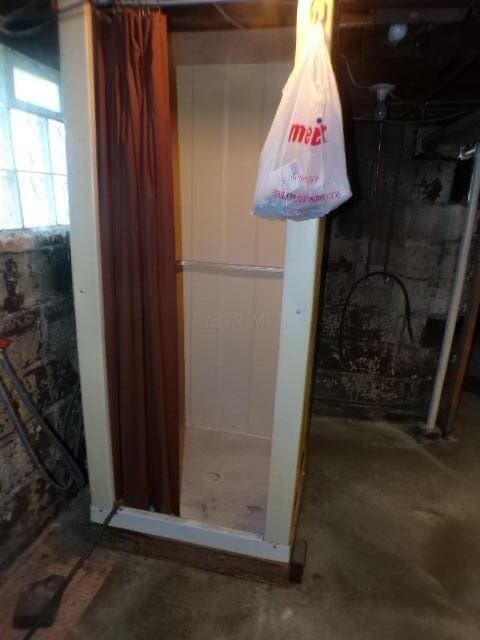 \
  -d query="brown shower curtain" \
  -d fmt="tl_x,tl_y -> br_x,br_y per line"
94,8 -> 180,514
